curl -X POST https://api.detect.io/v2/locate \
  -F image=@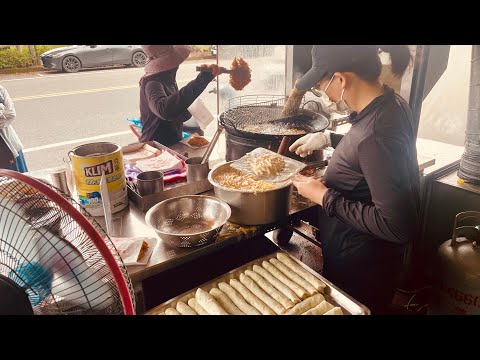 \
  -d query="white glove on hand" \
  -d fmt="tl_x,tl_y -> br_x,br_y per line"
289,131 -> 332,158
